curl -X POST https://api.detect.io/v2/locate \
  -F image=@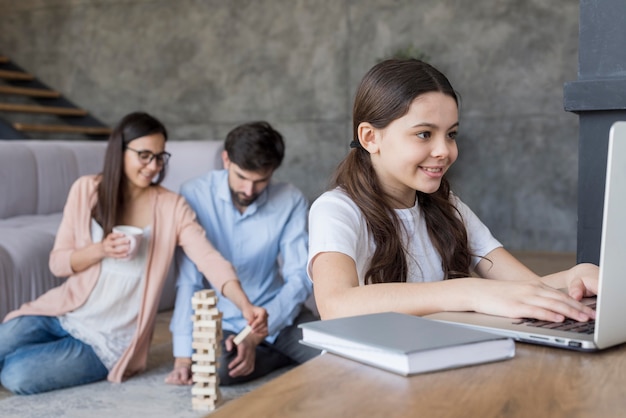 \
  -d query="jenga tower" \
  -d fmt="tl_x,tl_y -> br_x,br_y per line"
190,289 -> 222,411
